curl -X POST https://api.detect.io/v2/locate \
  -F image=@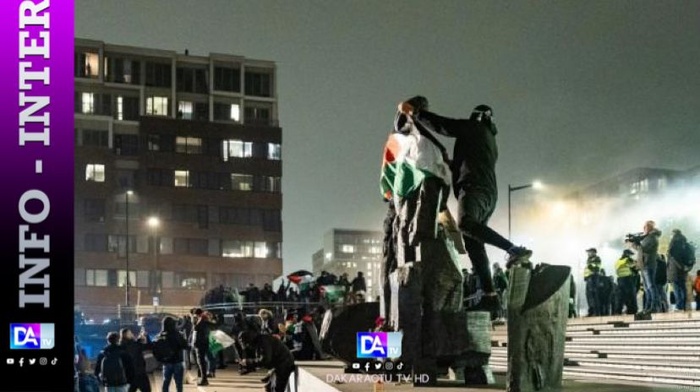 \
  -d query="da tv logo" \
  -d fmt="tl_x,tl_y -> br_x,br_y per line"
356,332 -> 402,358
9,324 -> 55,350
